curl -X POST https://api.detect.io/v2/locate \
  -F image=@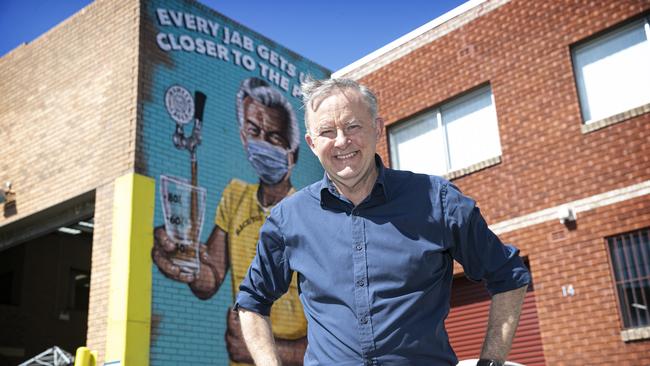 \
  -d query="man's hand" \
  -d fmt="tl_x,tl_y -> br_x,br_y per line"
226,308 -> 255,363
480,285 -> 528,362
152,227 -> 195,283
